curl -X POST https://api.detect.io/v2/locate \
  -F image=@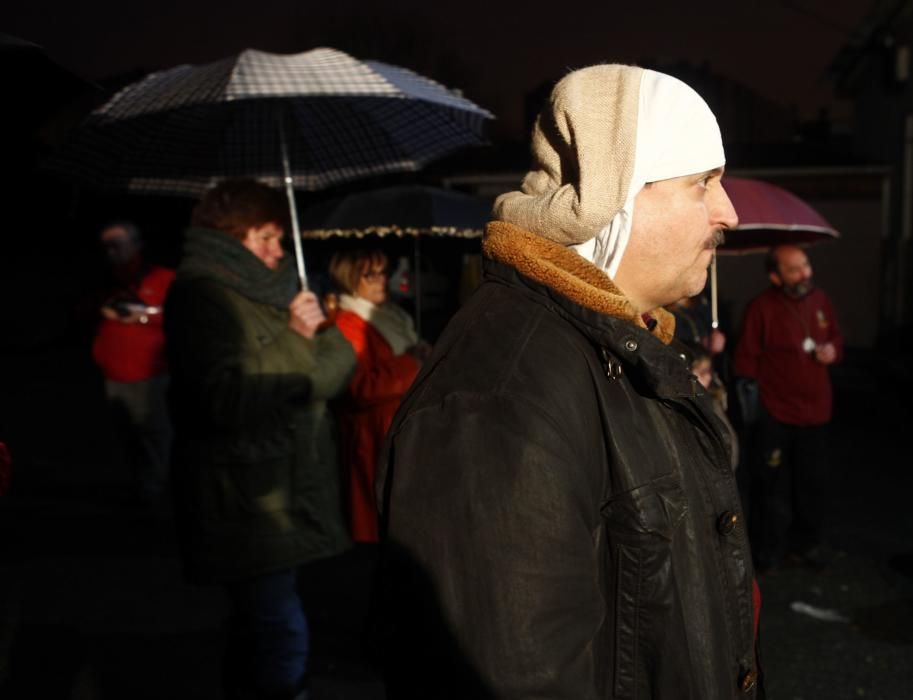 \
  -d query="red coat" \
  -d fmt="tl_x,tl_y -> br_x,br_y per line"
92,266 -> 176,382
335,310 -> 419,542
